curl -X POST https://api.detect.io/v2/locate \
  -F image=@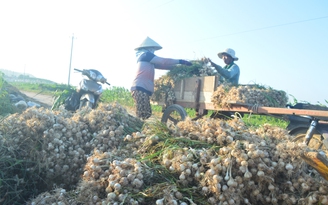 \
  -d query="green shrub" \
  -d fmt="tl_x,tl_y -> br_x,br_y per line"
100,86 -> 135,107
11,82 -> 69,95
242,114 -> 288,128
0,73 -> 15,116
